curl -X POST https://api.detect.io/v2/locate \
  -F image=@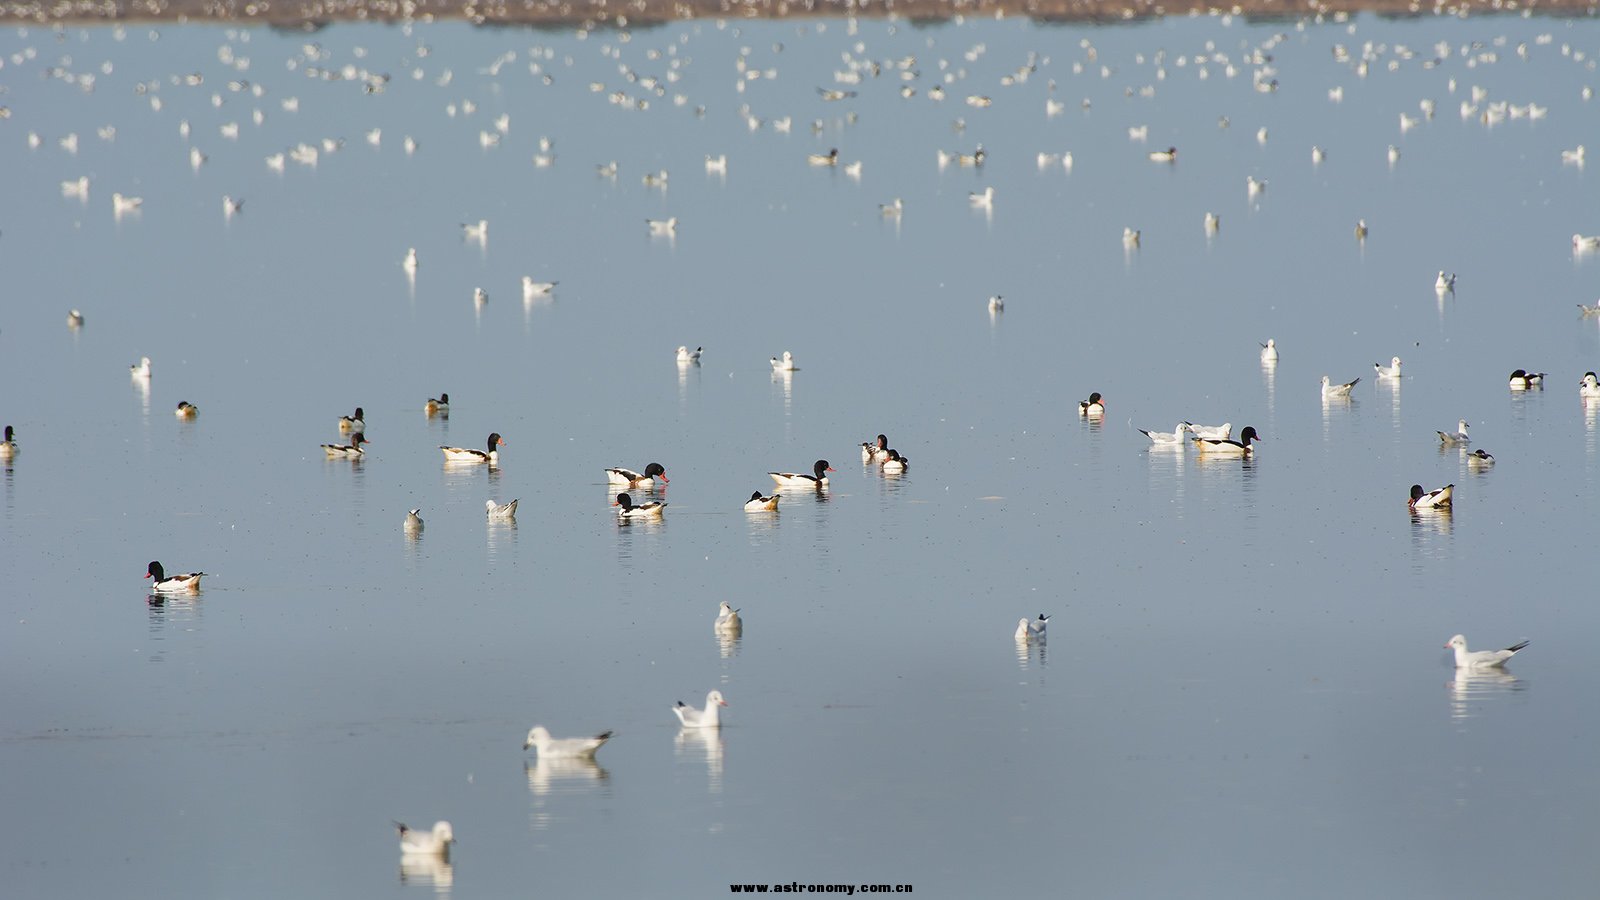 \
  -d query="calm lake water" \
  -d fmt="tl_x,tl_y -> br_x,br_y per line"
2,9 -> 1599,898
